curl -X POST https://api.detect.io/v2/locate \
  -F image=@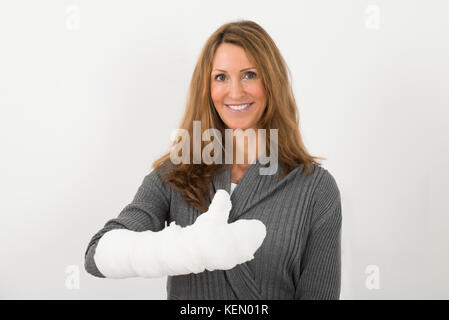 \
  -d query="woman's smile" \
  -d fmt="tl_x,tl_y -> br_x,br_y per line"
224,102 -> 254,113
